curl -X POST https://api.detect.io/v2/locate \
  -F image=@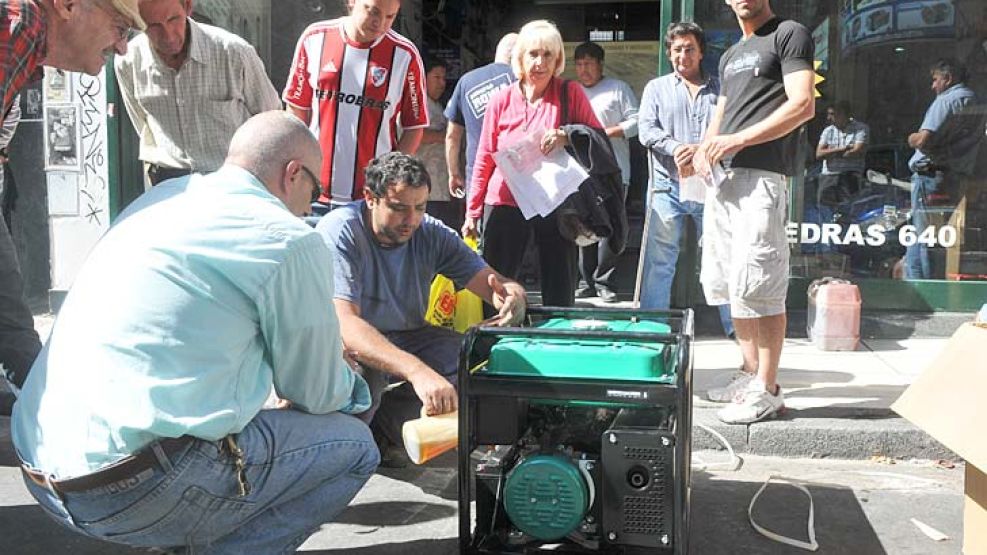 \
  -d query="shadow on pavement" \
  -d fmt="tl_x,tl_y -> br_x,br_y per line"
335,500 -> 456,526
784,385 -> 907,420
776,370 -> 855,389
374,451 -> 458,501
690,472 -> 887,554
0,505 -> 139,554
302,537 -> 458,554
